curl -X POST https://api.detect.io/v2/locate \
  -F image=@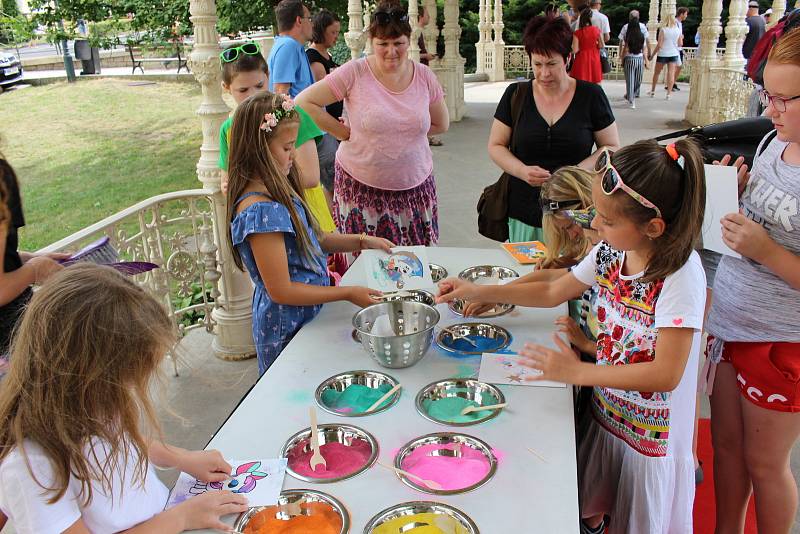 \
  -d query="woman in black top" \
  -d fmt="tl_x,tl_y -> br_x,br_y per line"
0,152 -> 65,362
488,14 -> 620,243
306,9 -> 342,206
